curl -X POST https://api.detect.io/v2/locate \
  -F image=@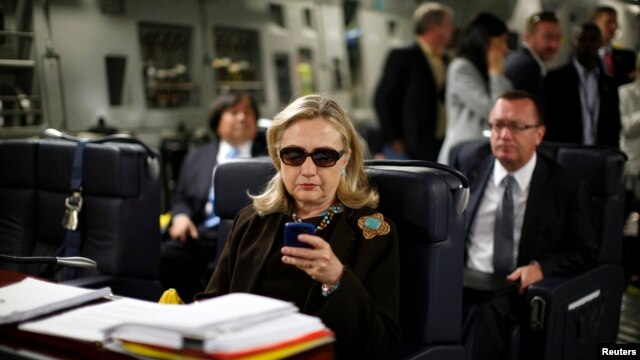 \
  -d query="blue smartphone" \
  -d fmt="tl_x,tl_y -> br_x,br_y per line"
284,222 -> 315,248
